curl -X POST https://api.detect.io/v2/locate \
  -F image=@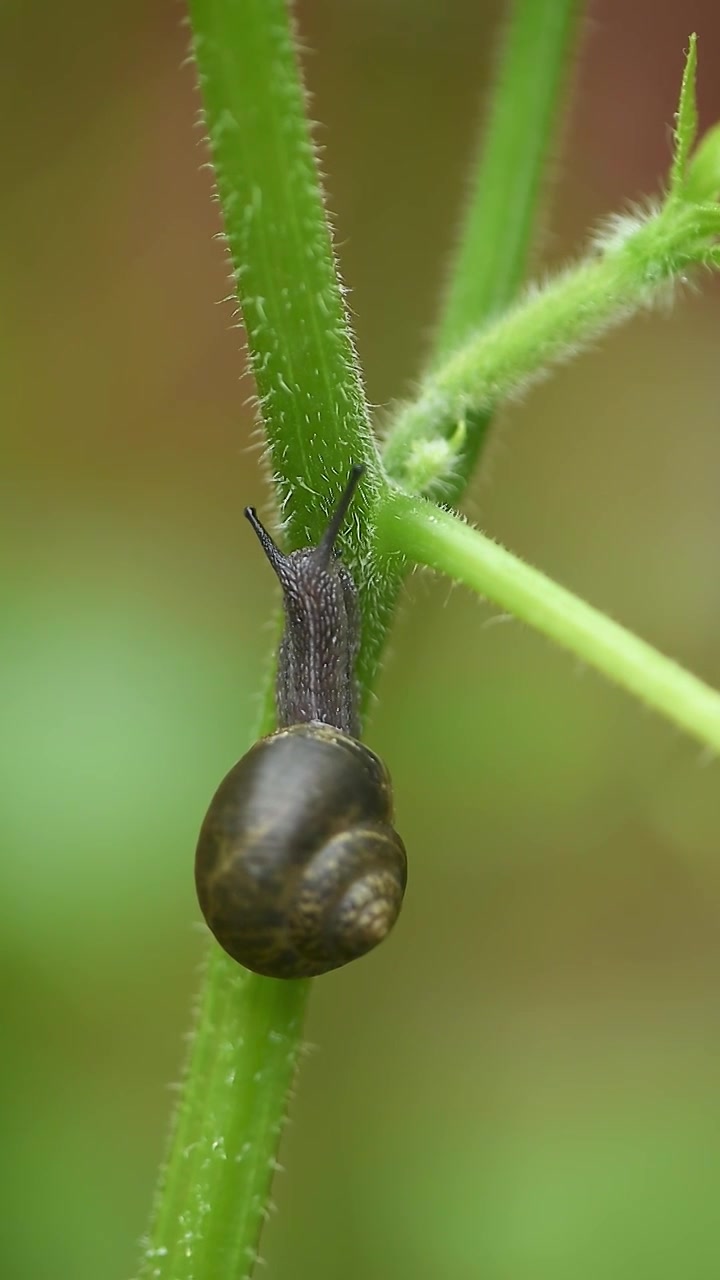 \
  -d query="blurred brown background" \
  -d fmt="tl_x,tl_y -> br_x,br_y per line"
3,1 -> 720,1277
